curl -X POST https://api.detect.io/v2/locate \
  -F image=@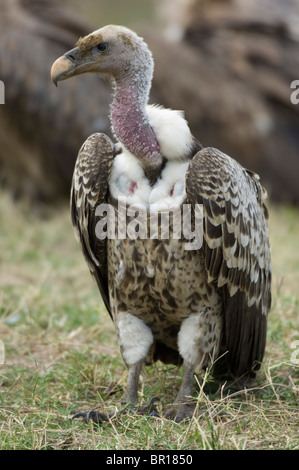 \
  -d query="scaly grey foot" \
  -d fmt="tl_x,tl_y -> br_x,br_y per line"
164,402 -> 198,422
